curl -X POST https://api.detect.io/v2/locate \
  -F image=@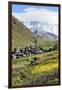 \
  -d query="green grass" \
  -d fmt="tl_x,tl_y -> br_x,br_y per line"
12,50 -> 59,86
12,16 -> 34,49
